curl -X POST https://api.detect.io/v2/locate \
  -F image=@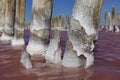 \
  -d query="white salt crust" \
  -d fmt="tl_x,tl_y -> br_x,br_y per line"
0,33 -> 12,41
45,31 -> 61,63
26,18 -> 50,55
106,13 -> 113,31
26,38 -> 47,55
62,0 -> 103,68
62,50 -> 94,68
20,51 -> 32,69
62,32 -> 94,68
72,0 -> 98,36
115,26 -> 120,32
11,37 -> 25,47
11,22 -> 25,47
